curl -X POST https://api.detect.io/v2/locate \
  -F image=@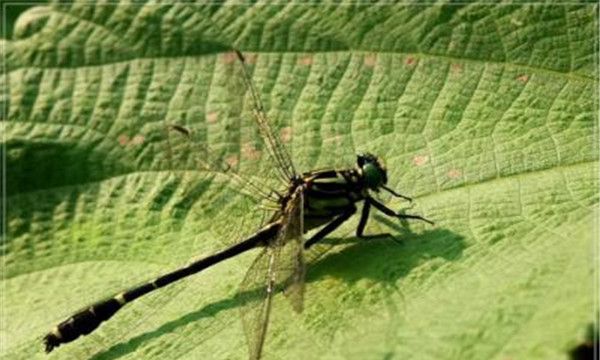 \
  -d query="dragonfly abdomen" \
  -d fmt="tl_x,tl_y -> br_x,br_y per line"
43,222 -> 281,353
44,297 -> 124,352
